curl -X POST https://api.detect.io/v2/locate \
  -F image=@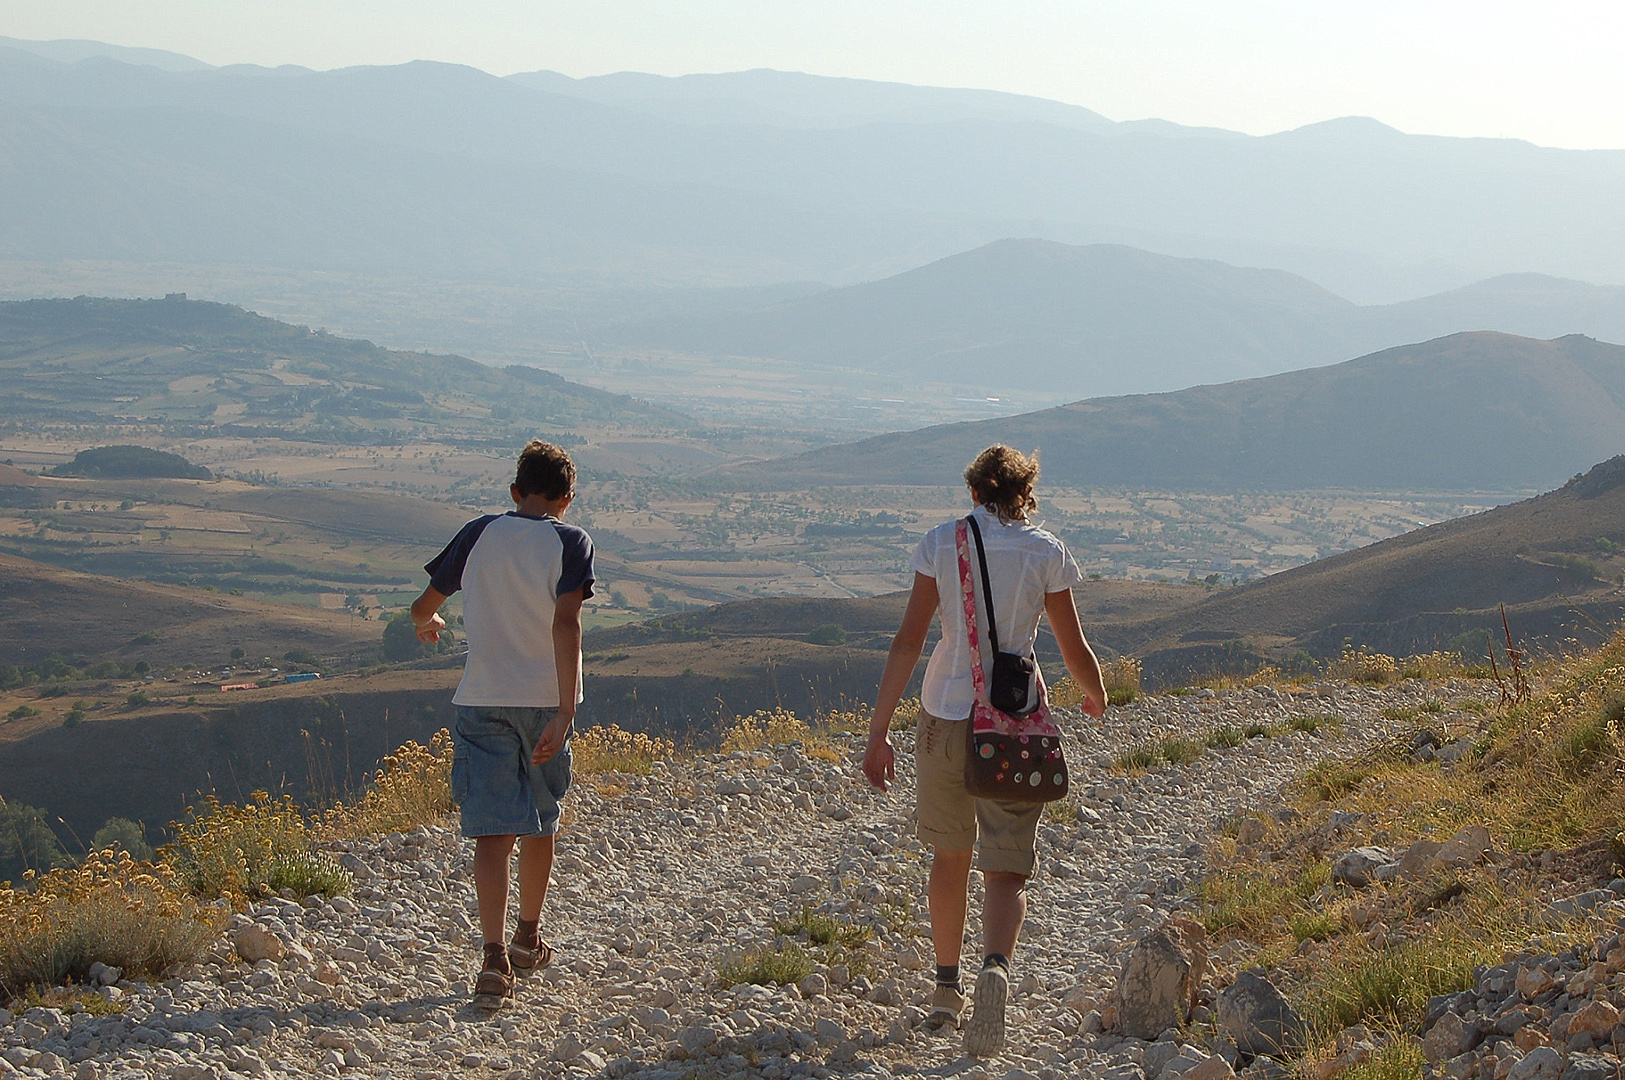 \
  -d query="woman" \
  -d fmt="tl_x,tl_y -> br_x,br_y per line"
863,445 -> 1108,1058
